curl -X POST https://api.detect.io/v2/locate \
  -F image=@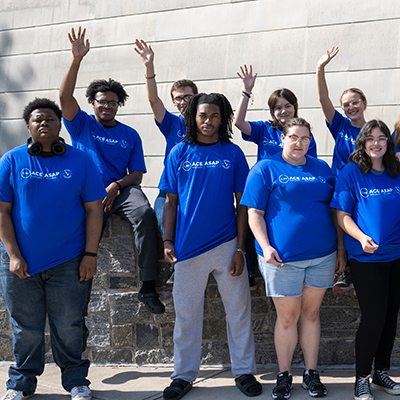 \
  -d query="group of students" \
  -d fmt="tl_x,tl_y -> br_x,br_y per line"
1,27 -> 400,400
136,40 -> 400,400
